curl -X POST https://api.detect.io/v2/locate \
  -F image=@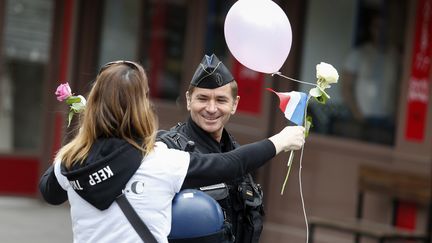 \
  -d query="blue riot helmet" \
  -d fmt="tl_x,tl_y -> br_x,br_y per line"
169,189 -> 229,243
